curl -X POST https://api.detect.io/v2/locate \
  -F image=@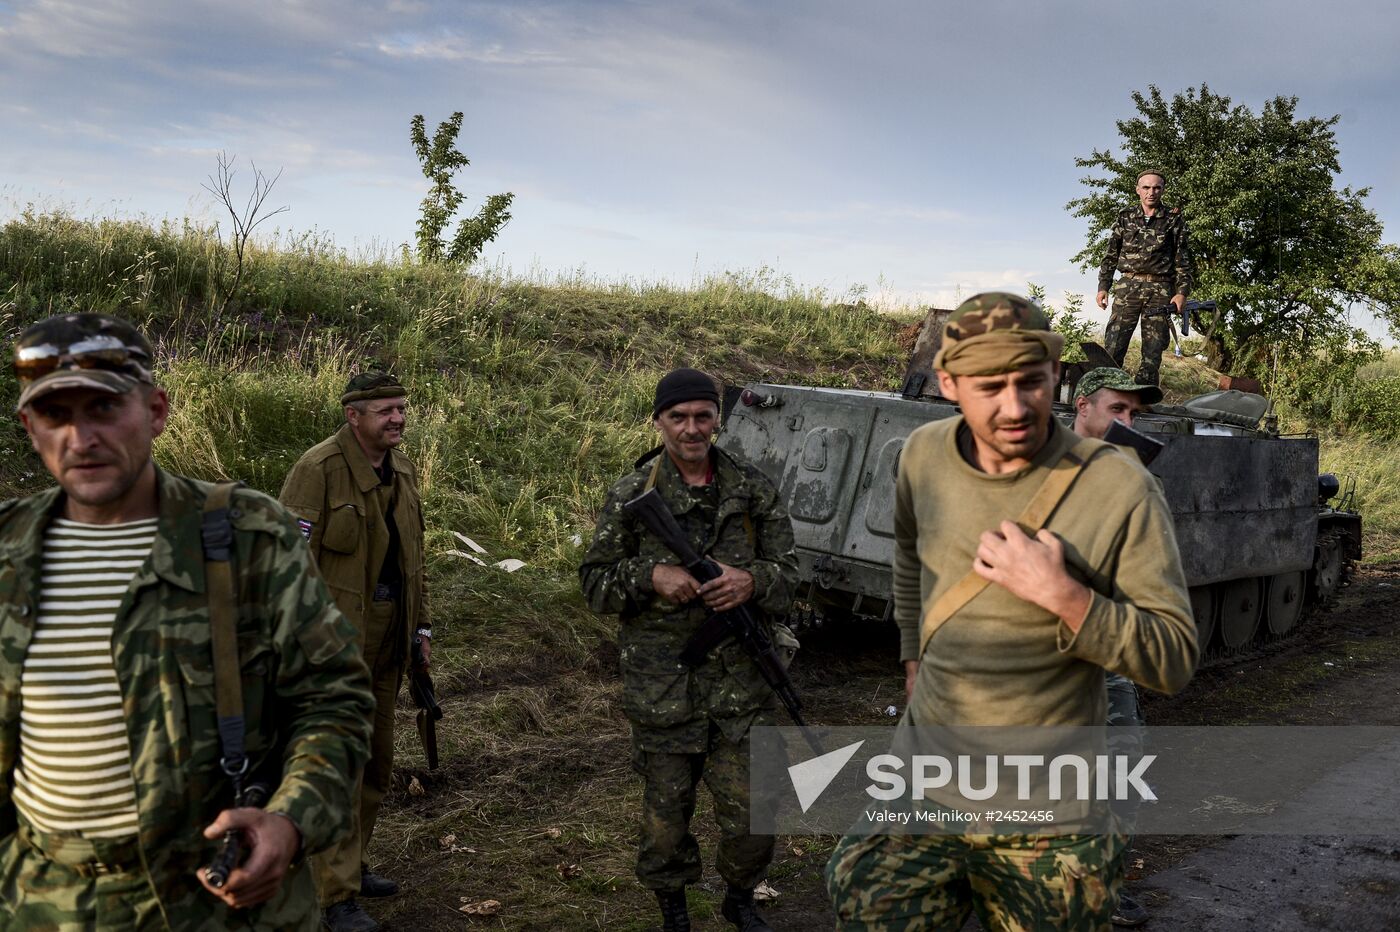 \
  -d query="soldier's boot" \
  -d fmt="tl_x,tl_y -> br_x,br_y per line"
721,885 -> 773,932
322,899 -> 381,932
360,865 -> 400,898
655,890 -> 691,932
1111,891 -> 1149,927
